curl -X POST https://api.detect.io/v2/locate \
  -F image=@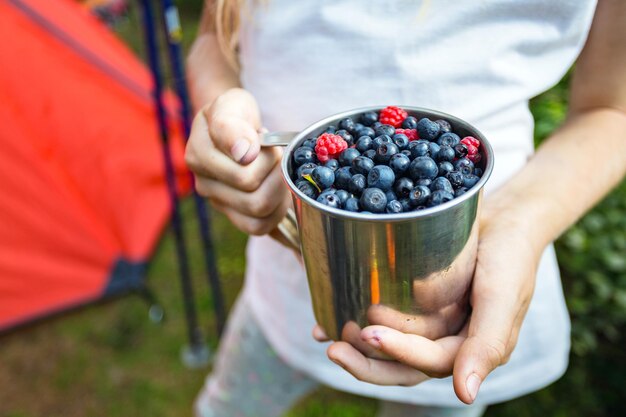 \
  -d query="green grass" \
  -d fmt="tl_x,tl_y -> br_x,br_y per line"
0,1 -> 624,416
